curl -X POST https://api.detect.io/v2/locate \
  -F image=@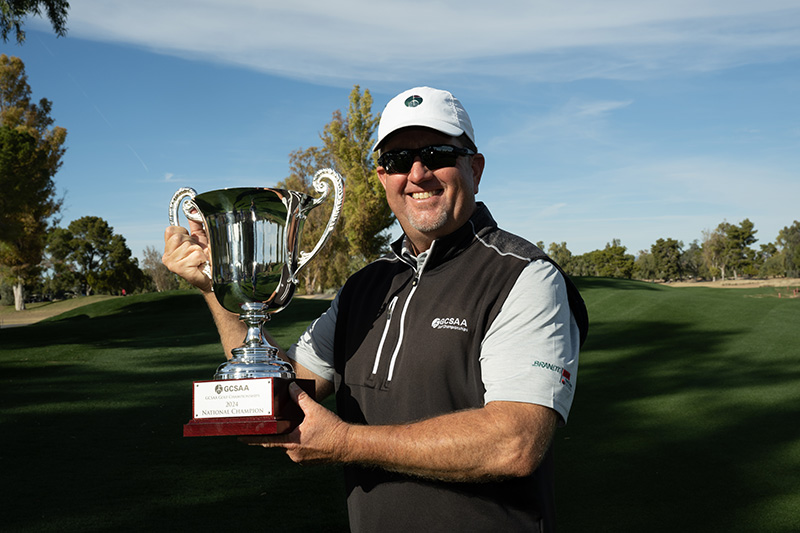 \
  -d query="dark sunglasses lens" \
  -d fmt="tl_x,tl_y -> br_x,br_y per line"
380,151 -> 412,173
421,147 -> 459,170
